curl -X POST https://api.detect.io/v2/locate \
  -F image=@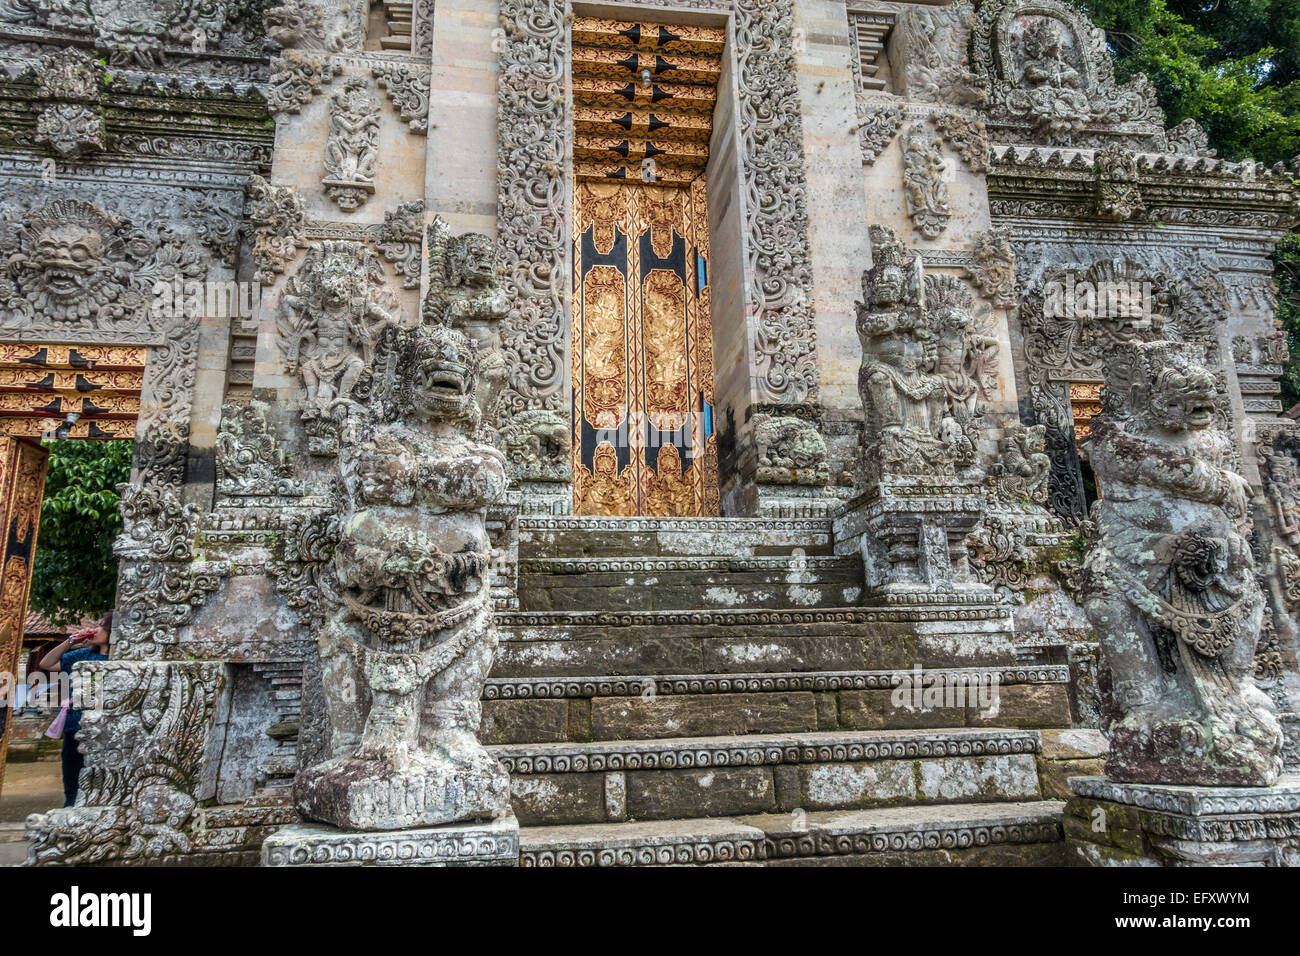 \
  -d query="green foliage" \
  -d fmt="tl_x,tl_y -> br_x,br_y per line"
1079,0 -> 1300,165
29,441 -> 132,627
1078,0 -> 1300,409
1280,233 -> 1300,408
